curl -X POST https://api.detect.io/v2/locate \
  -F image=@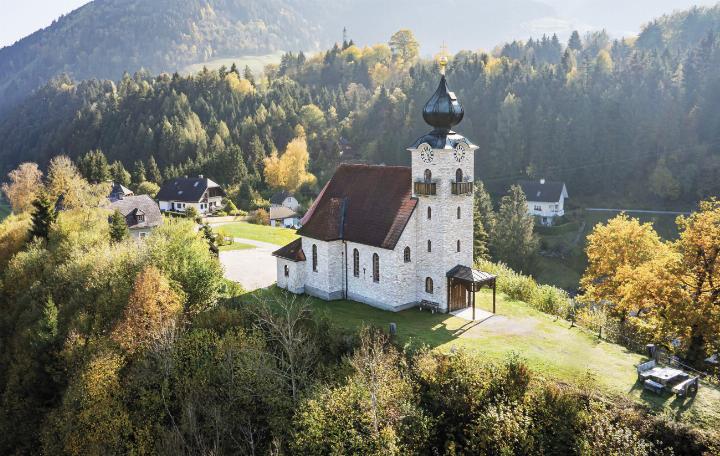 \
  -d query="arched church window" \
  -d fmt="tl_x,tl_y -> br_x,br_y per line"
457,240 -> 461,252
284,265 -> 289,277
457,206 -> 461,219
427,206 -> 432,220
404,247 -> 411,263
425,277 -> 434,294
312,244 -> 318,272
456,168 -> 463,183
372,253 -> 380,283
353,249 -> 359,277
424,169 -> 432,182
427,240 -> 432,252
